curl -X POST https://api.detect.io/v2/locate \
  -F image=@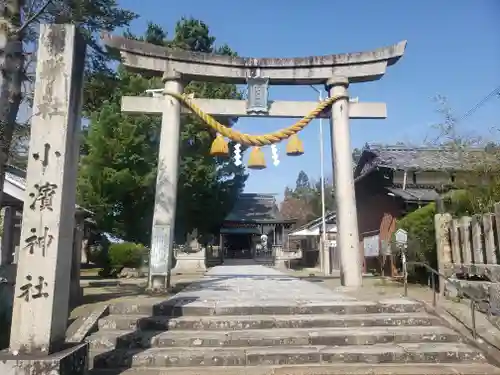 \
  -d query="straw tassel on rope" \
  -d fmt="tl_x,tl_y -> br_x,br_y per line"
247,147 -> 266,169
286,134 -> 304,156
210,134 -> 229,157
